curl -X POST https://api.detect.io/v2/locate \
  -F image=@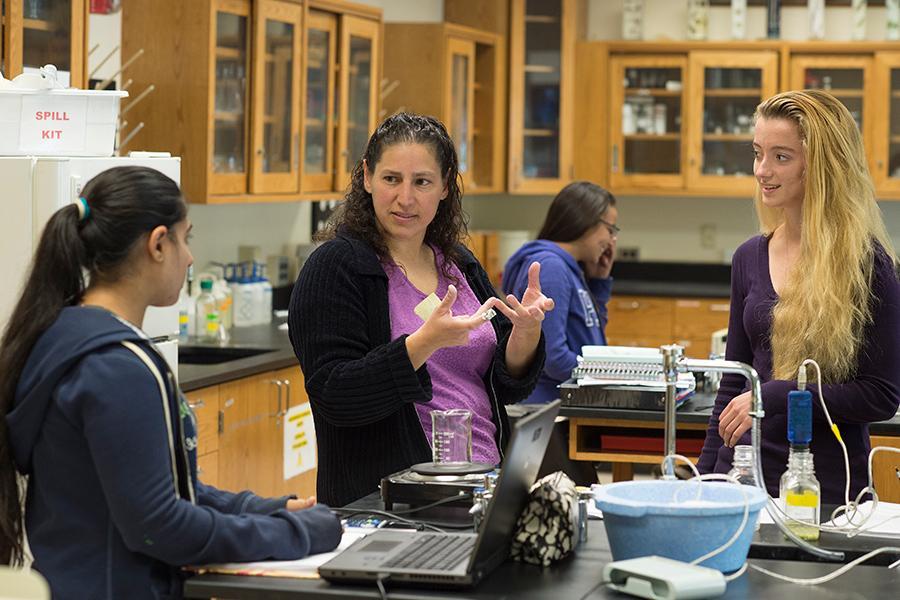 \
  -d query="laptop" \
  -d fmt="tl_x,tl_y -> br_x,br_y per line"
319,399 -> 561,588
